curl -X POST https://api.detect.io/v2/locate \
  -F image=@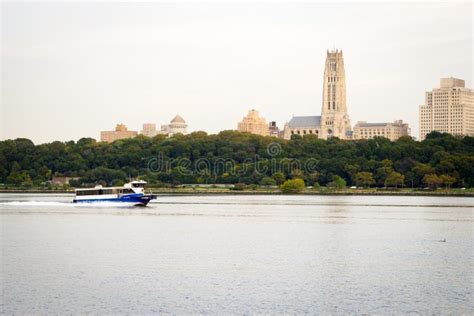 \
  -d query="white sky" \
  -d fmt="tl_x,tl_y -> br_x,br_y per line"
1,1 -> 472,143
